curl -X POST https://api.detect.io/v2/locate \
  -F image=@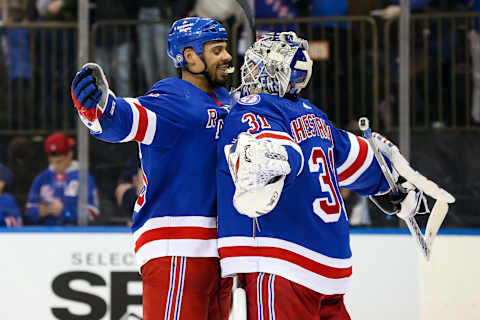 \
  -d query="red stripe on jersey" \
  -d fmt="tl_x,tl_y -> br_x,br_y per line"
133,102 -> 148,142
338,137 -> 368,182
5,216 -> 15,227
135,227 -> 218,252
219,246 -> 352,279
136,194 -> 145,206
88,208 -> 98,221
211,91 -> 223,107
255,133 -> 294,143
